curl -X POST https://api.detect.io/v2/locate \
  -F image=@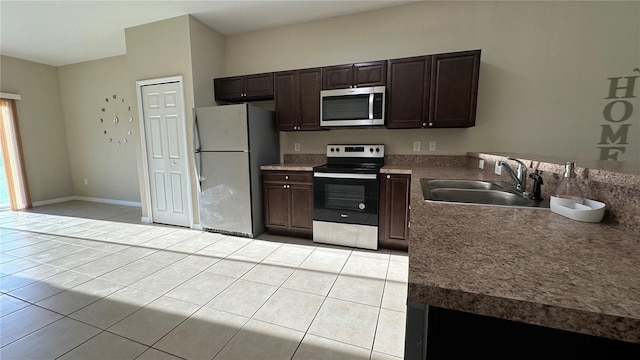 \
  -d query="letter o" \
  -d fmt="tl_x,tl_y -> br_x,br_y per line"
603,100 -> 632,122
